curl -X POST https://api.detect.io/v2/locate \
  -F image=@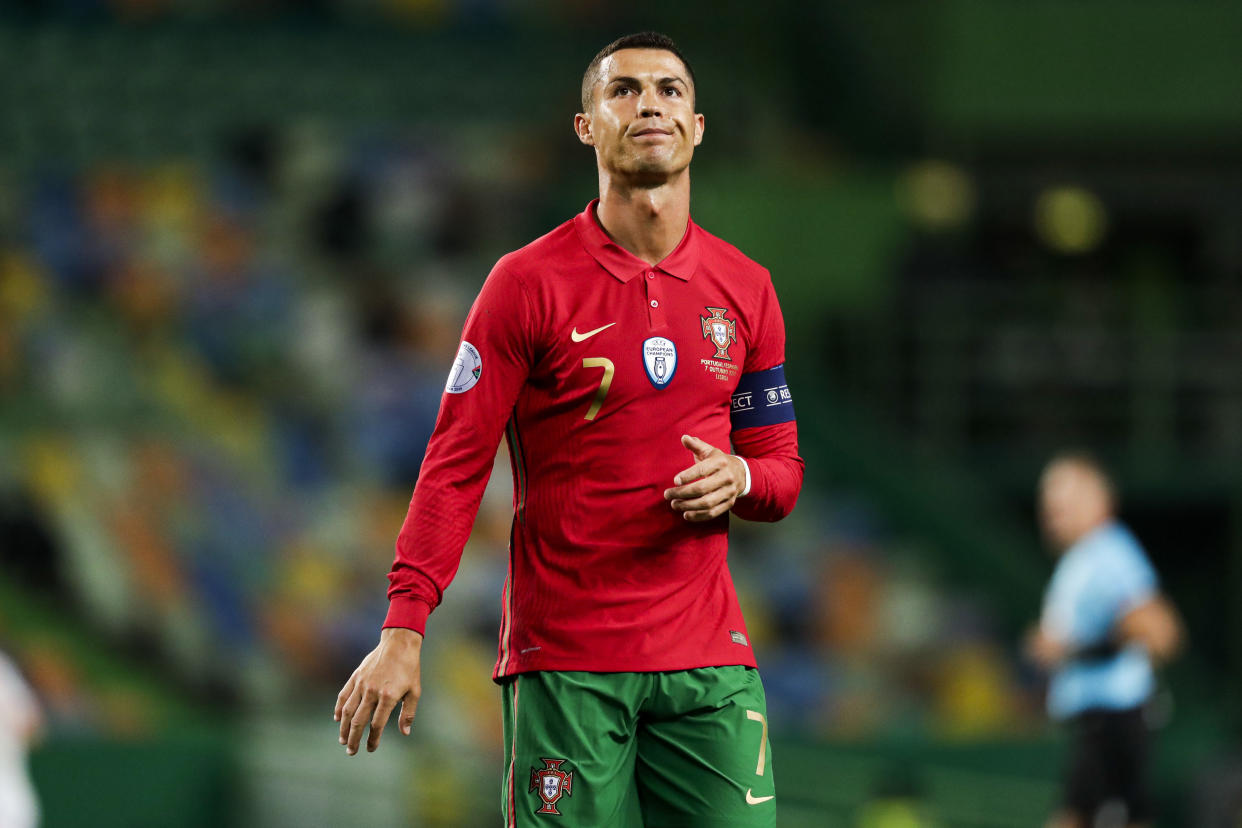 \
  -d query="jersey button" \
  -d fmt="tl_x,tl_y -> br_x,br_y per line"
647,271 -> 655,279
650,299 -> 659,308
